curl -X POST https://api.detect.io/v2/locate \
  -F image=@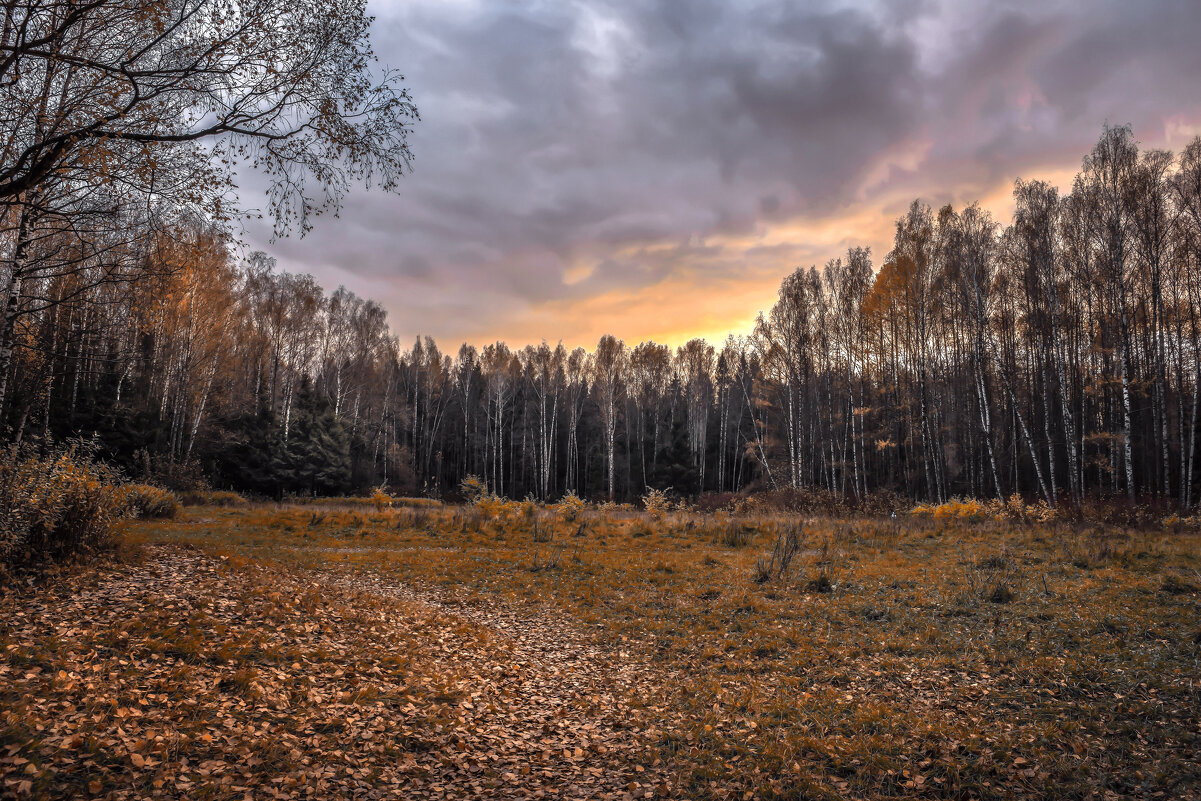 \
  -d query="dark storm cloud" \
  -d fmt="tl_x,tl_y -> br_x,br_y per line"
243,0 -> 1201,347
